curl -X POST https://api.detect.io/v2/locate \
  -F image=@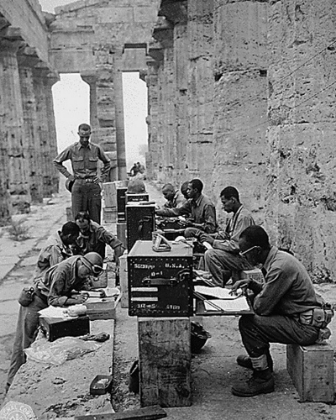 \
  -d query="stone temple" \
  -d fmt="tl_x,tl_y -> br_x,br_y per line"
0,0 -> 336,281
